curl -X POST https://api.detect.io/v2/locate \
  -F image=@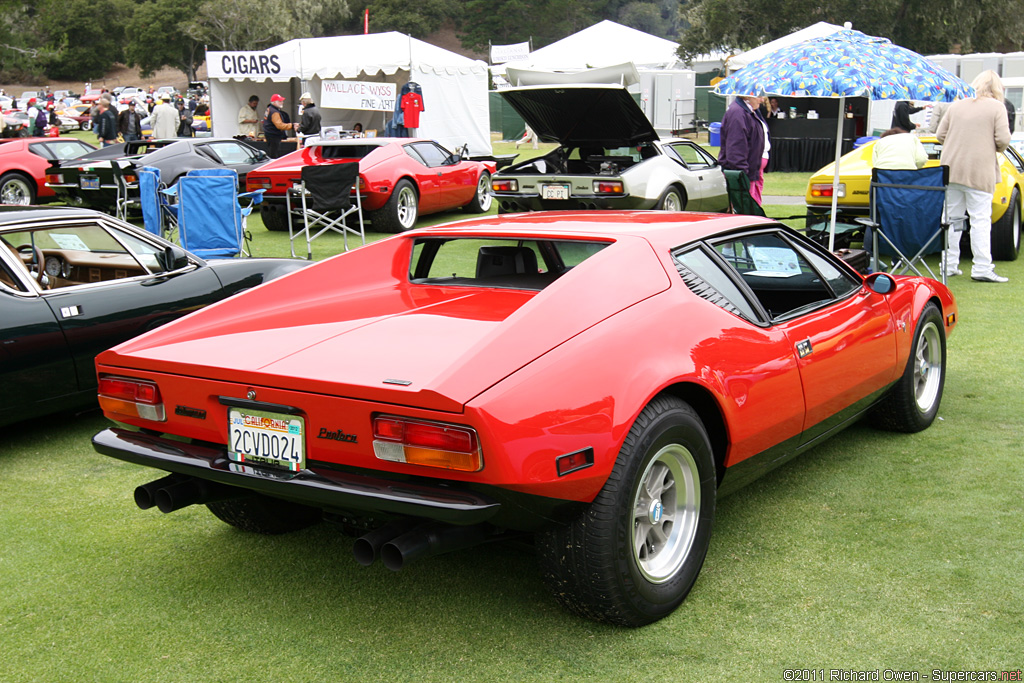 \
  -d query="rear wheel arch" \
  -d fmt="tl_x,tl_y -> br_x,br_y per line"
656,382 -> 728,486
658,183 -> 688,211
